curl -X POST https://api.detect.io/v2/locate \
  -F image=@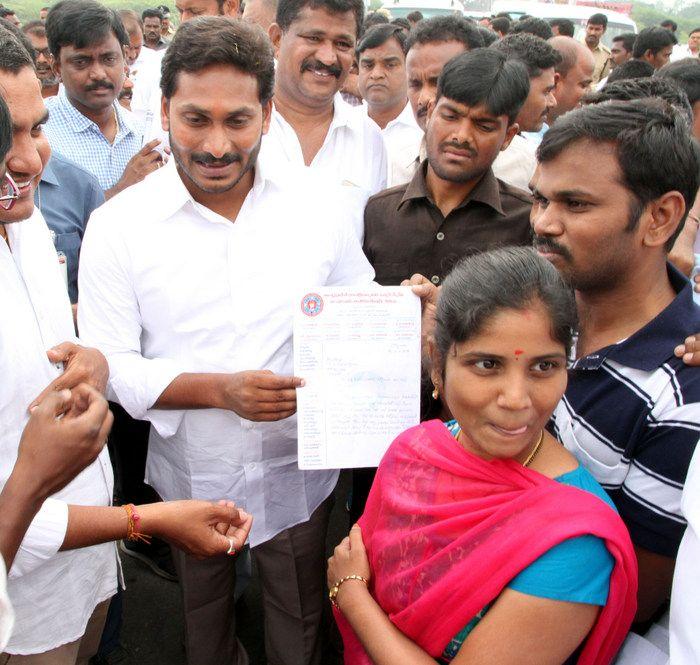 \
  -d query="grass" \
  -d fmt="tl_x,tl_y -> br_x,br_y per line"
9,0 -> 168,23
